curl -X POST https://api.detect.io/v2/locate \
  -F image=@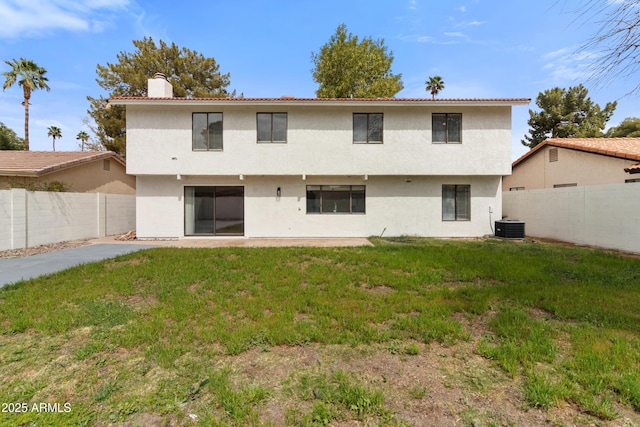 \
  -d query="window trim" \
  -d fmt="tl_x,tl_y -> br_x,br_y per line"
306,185 -> 366,214
442,184 -> 470,221
192,112 -> 223,151
432,113 -> 462,144
257,112 -> 288,143
353,113 -> 384,144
